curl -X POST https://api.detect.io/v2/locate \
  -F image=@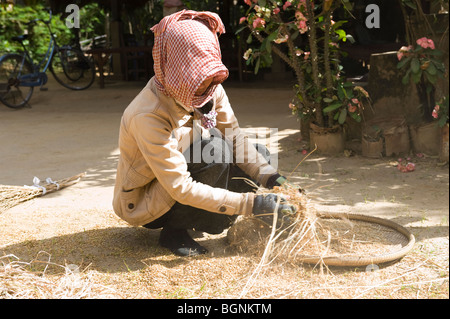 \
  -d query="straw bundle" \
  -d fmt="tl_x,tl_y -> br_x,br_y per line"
0,173 -> 86,214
